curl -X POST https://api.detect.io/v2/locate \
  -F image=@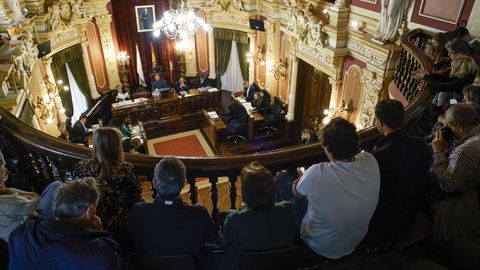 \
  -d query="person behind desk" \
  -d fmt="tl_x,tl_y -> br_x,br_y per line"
194,74 -> 209,88
120,119 -> 132,138
242,81 -> 259,102
174,77 -> 190,94
151,73 -> 169,91
69,113 -> 92,146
